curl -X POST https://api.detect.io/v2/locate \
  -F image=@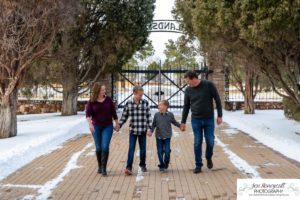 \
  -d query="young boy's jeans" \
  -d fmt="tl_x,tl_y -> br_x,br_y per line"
156,138 -> 171,169
126,131 -> 147,170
